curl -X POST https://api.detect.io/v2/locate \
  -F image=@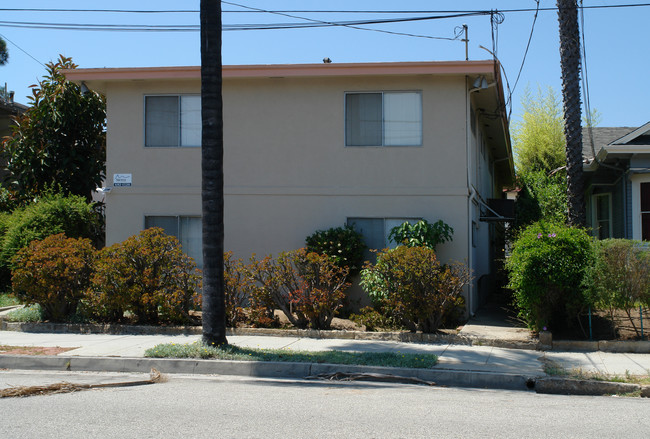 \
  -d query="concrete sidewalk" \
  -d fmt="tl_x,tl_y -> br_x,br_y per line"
1,330 -> 649,378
